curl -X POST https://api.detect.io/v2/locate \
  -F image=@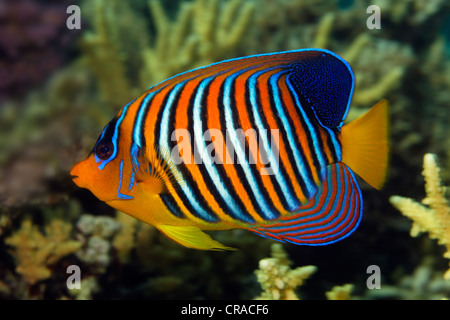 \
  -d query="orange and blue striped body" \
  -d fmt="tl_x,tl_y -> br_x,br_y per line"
71,49 -> 389,249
